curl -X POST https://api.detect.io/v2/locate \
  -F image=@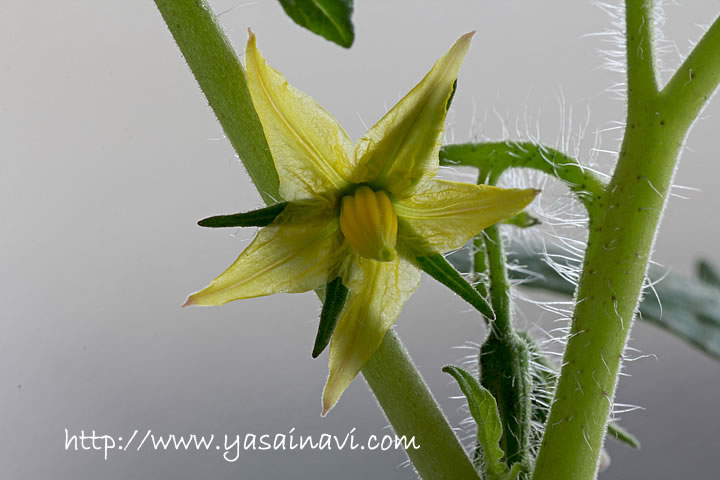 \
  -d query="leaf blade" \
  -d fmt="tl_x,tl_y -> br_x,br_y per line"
443,365 -> 508,478
697,259 -> 720,289
278,0 -> 354,48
